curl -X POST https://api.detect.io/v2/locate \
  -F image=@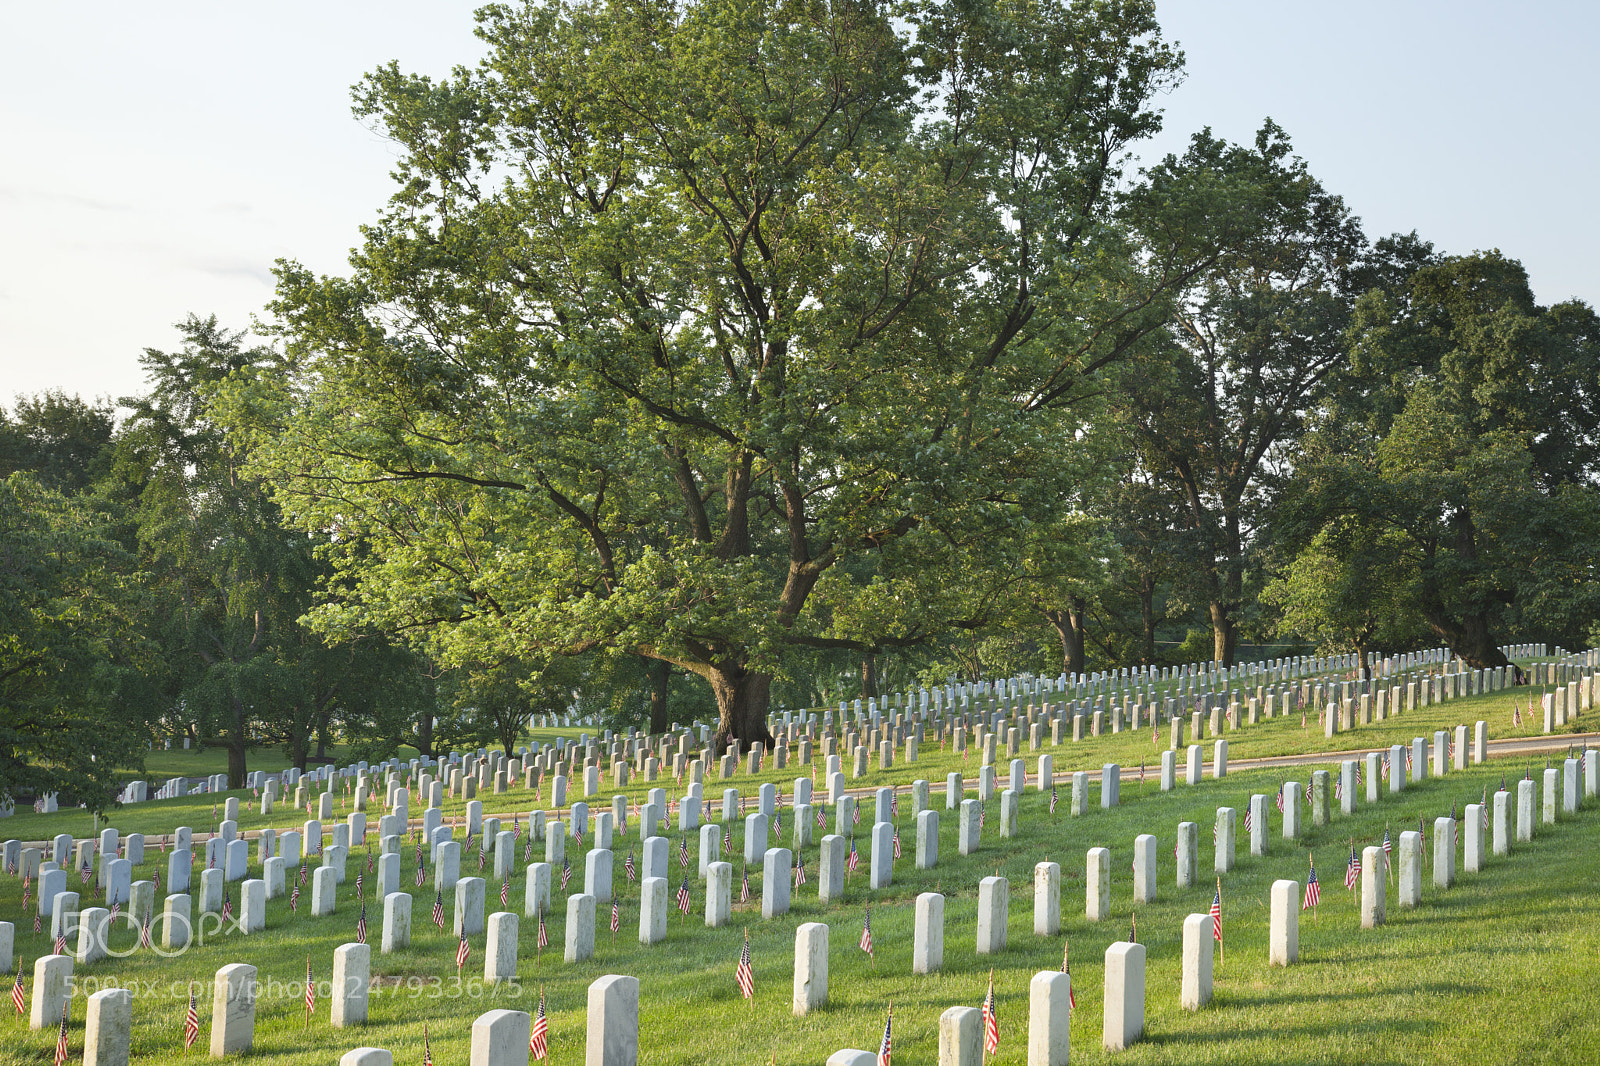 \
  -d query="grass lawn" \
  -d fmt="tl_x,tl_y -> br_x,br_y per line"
2,708 -> 1598,1064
